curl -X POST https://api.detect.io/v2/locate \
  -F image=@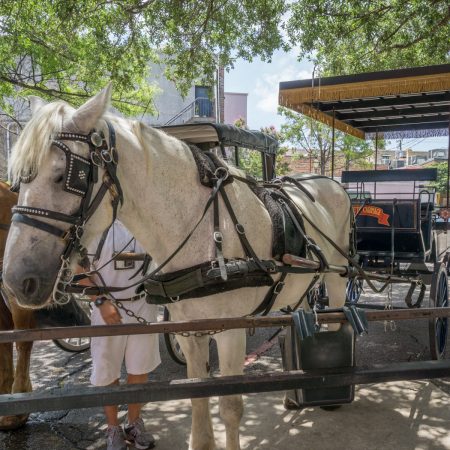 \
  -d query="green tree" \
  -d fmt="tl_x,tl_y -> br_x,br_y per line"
340,134 -> 376,171
234,120 -> 288,179
279,106 -> 333,175
287,0 -> 450,74
278,106 -> 374,174
429,162 -> 449,195
0,0 -> 286,120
